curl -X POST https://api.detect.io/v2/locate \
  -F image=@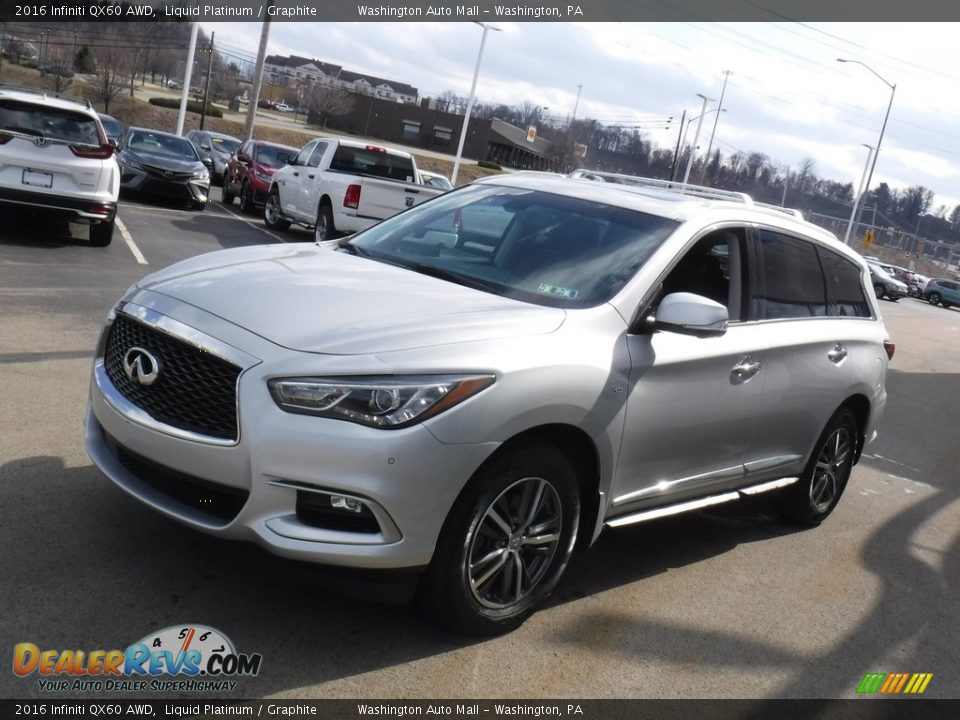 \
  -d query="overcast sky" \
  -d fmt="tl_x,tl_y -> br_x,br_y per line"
203,21 -> 960,216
